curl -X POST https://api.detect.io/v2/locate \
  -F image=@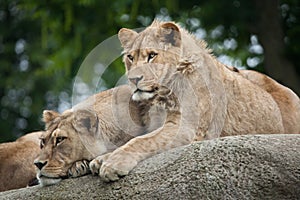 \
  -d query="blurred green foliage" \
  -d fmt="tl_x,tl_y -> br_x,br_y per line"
0,0 -> 299,142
